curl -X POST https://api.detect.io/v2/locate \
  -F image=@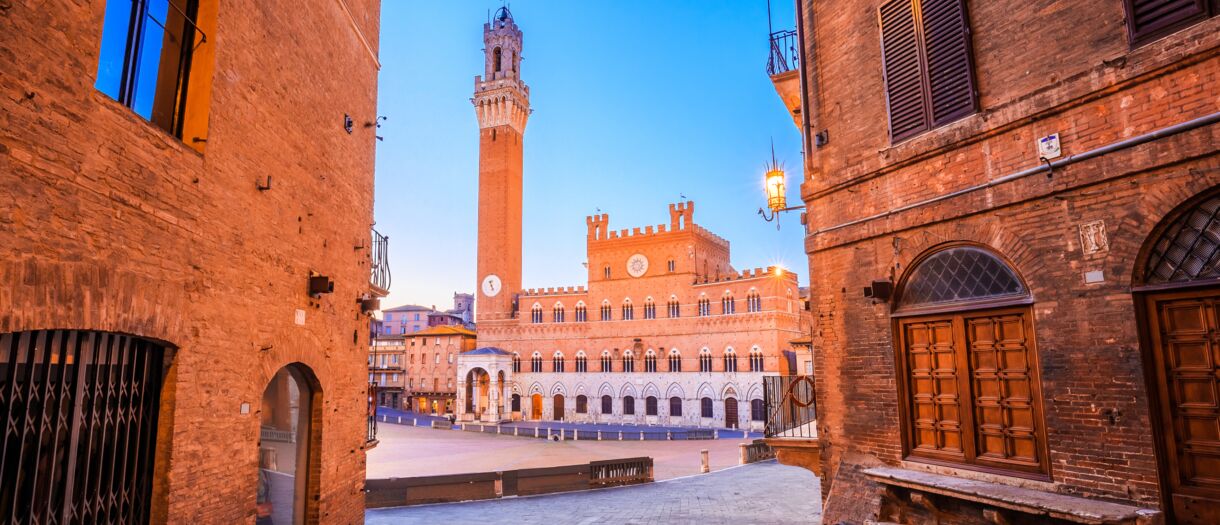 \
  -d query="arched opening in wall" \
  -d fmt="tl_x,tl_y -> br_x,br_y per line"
645,396 -> 658,416
601,395 -> 613,415
576,395 -> 588,414
493,46 -> 502,72
700,397 -> 713,418
751,399 -> 765,422
724,397 -> 739,429
464,368 -> 491,420
530,393 -> 543,420
553,394 -> 565,421
511,393 -> 521,413
669,396 -> 683,417
258,363 -> 323,525
0,330 -> 174,524
1133,188 -> 1220,520
893,243 -> 1047,478
623,395 -> 636,416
